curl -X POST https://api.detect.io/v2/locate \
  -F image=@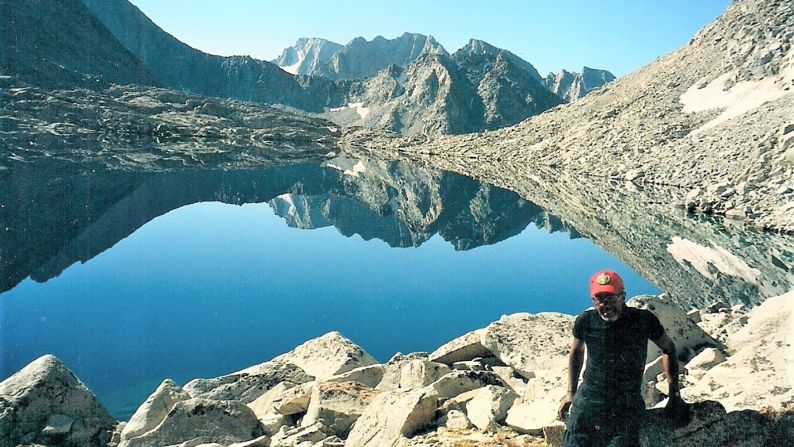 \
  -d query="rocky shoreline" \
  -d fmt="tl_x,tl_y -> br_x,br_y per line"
2,292 -> 791,447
